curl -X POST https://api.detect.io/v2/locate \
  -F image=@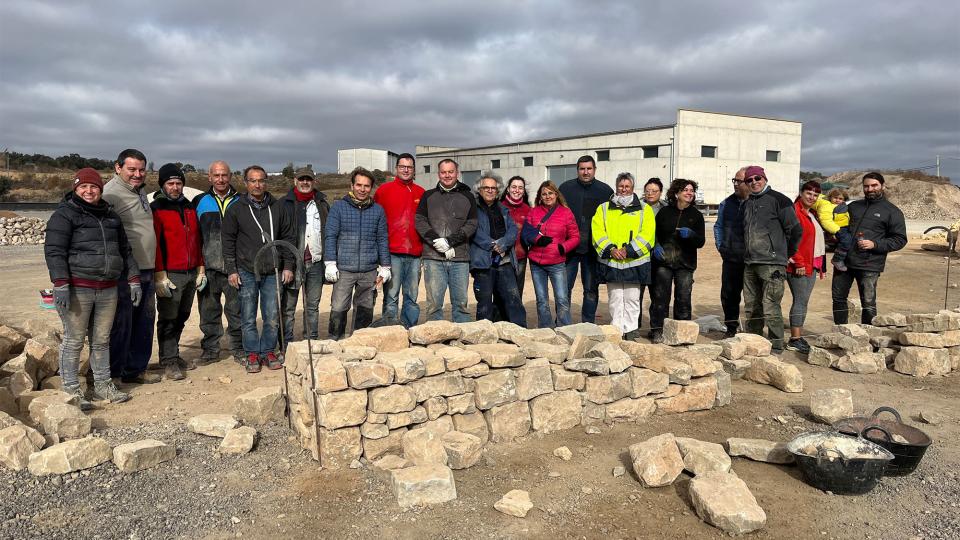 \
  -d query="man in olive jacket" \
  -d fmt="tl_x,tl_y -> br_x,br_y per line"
740,165 -> 801,352
832,172 -> 907,324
